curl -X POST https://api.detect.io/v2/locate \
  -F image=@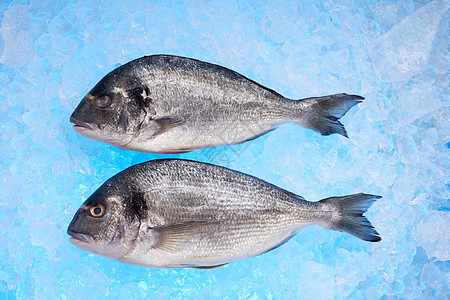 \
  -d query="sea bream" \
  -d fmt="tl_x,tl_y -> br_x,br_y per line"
67,159 -> 381,269
70,55 -> 364,153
